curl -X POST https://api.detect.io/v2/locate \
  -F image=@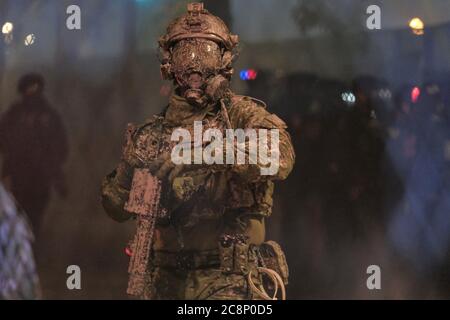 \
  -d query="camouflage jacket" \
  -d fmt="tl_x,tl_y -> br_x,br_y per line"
102,92 -> 295,251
